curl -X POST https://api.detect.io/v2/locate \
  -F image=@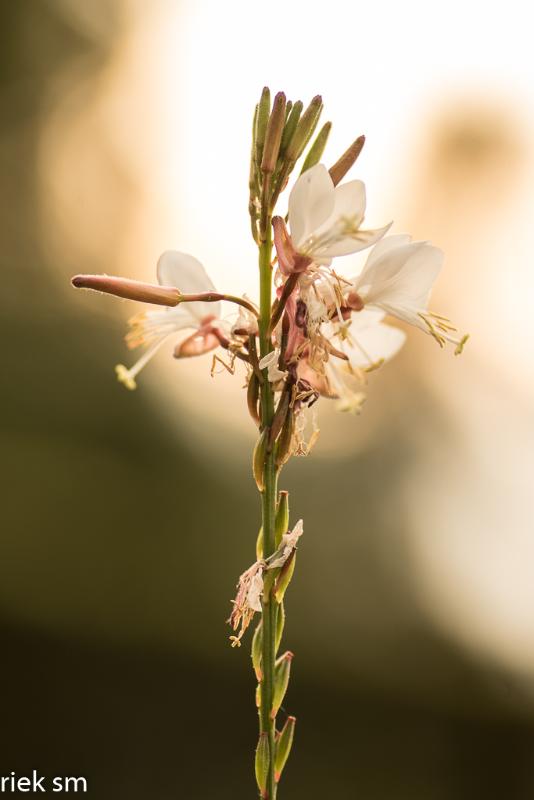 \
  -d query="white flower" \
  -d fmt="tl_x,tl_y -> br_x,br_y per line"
348,235 -> 468,353
287,164 -> 391,266
115,250 -> 221,389
322,311 -> 406,412
258,350 -> 287,385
